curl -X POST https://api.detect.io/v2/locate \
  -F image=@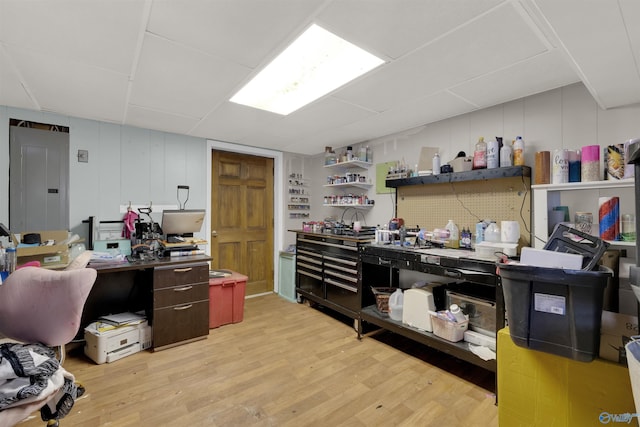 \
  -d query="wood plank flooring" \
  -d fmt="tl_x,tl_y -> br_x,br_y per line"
18,294 -> 497,426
